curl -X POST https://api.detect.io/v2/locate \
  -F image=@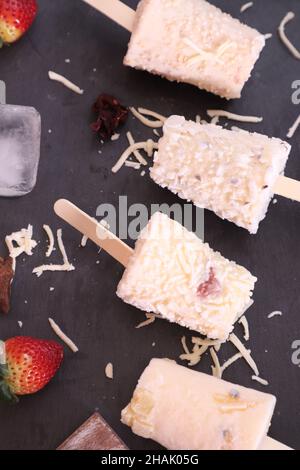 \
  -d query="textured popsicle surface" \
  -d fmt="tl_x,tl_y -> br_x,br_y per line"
57,412 -> 127,450
151,116 -> 291,234
124,0 -> 266,99
122,359 -> 276,450
117,212 -> 256,340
